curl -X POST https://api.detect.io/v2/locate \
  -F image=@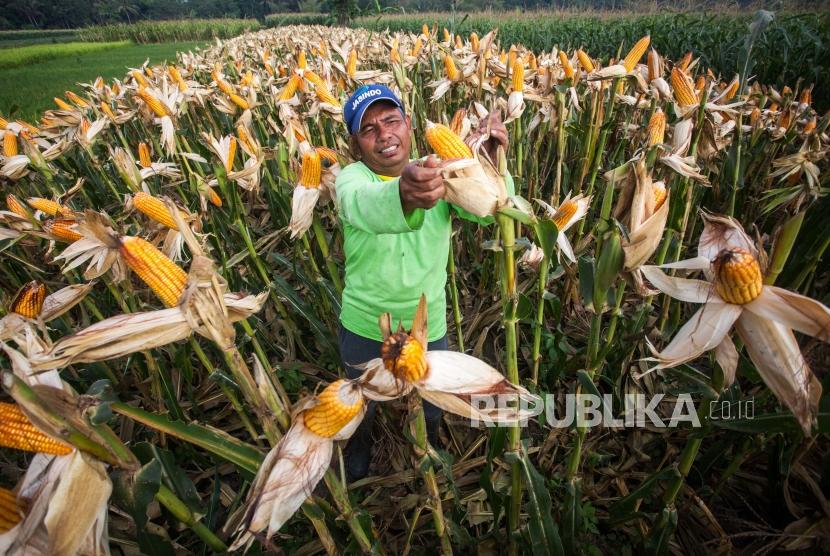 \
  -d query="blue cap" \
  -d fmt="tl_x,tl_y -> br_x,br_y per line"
344,84 -> 405,135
